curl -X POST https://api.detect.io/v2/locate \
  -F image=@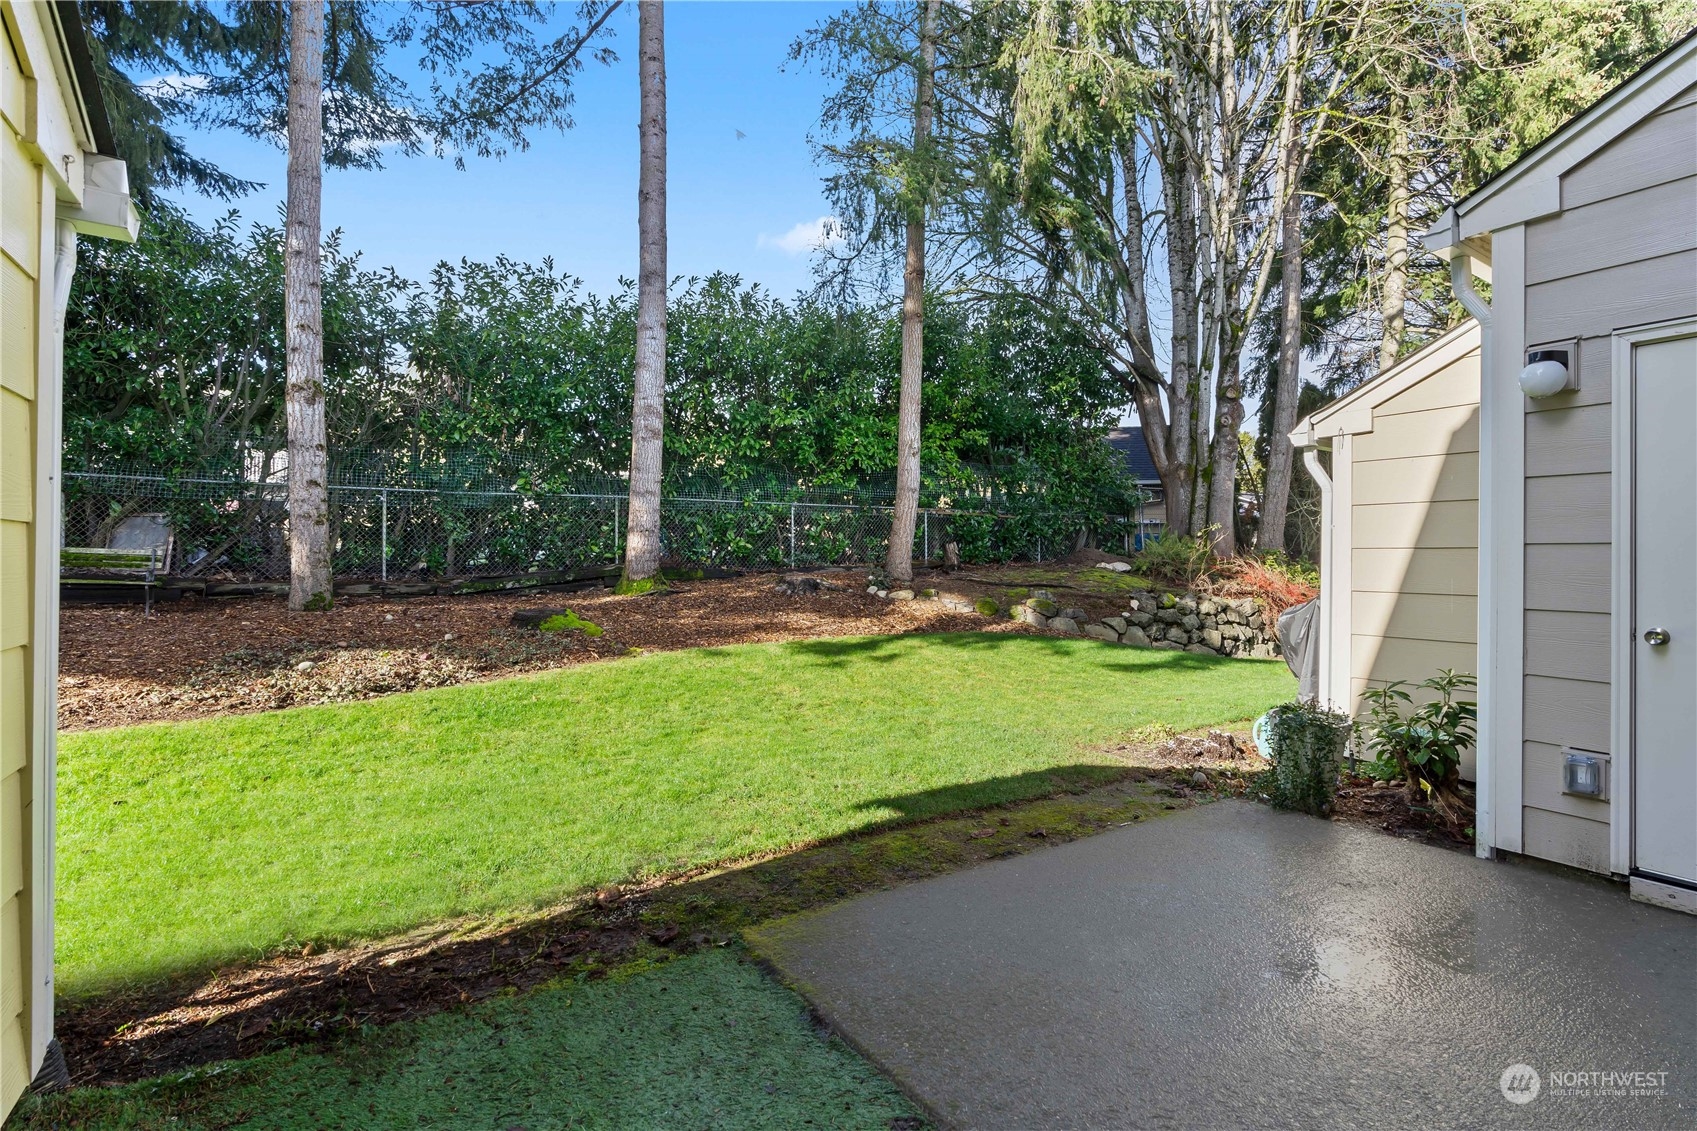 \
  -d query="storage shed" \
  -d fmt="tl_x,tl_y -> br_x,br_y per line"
2,1 -> 137,1112
1290,320 -> 1481,778
1299,31 -> 1696,910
